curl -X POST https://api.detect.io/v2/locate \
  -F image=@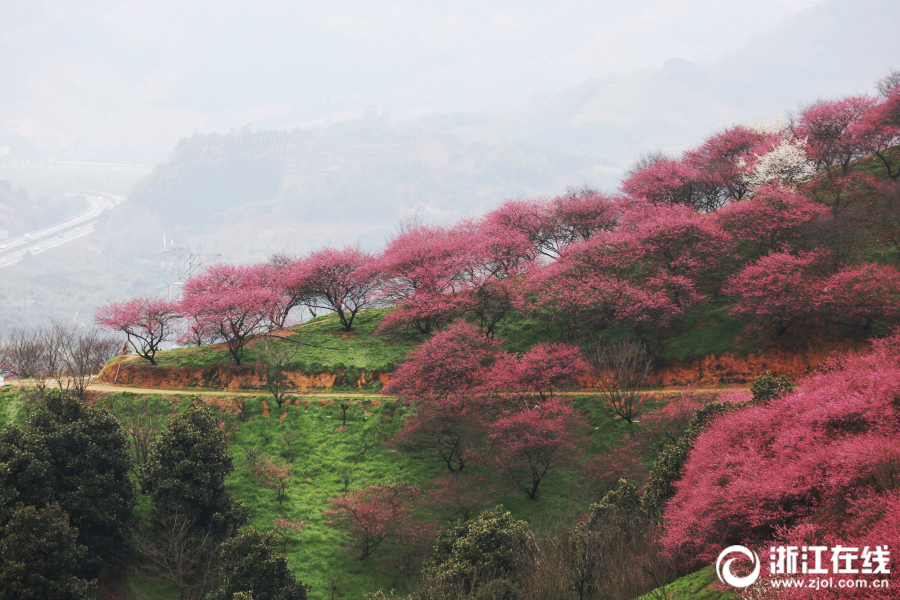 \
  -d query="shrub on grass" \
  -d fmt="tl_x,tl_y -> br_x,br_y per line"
422,506 -> 530,596
211,526 -> 309,600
